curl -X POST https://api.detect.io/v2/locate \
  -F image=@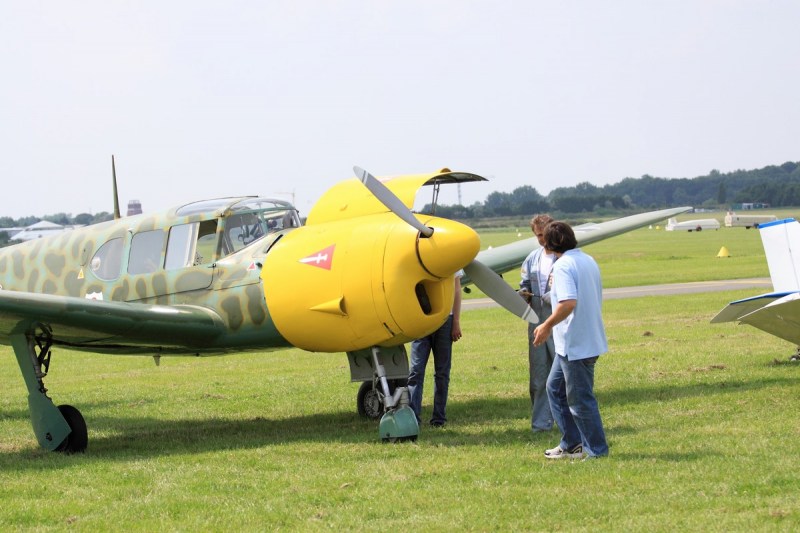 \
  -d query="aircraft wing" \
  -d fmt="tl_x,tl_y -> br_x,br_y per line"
0,290 -> 226,350
710,292 -> 791,323
735,292 -> 800,346
462,206 -> 693,285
